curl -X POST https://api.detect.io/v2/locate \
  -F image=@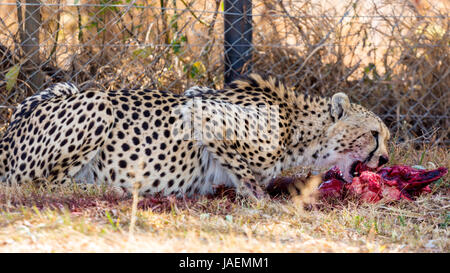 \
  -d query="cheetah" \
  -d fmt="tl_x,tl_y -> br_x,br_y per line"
0,74 -> 390,200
